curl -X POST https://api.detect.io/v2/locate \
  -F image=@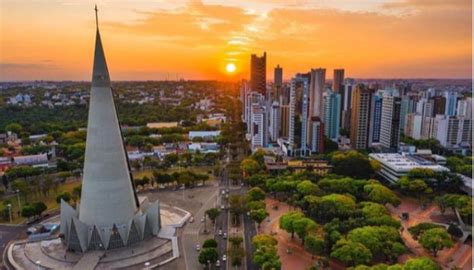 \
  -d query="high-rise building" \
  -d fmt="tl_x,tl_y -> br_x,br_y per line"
250,52 -> 266,94
380,95 -> 402,149
405,113 -> 423,139
301,77 -> 310,156
369,93 -> 383,144
309,117 -> 325,153
444,91 -> 458,116
323,89 -> 341,140
274,64 -> 283,89
350,84 -> 373,150
251,105 -> 268,149
340,78 -> 354,132
269,101 -> 280,142
400,96 -> 416,132
457,97 -> 472,119
280,105 -> 290,138
332,69 -> 344,93
288,78 -> 297,152
308,68 -> 326,118
434,116 -> 472,148
244,91 -> 264,135
61,8 -> 160,252
432,96 -> 446,115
